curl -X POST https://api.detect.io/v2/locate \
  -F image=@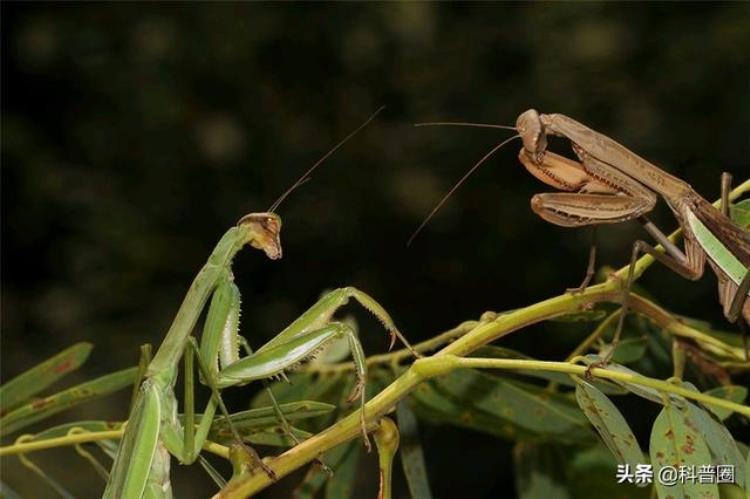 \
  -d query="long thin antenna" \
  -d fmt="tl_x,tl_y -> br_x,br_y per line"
407,134 -> 521,246
268,106 -> 386,212
415,121 -> 517,131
